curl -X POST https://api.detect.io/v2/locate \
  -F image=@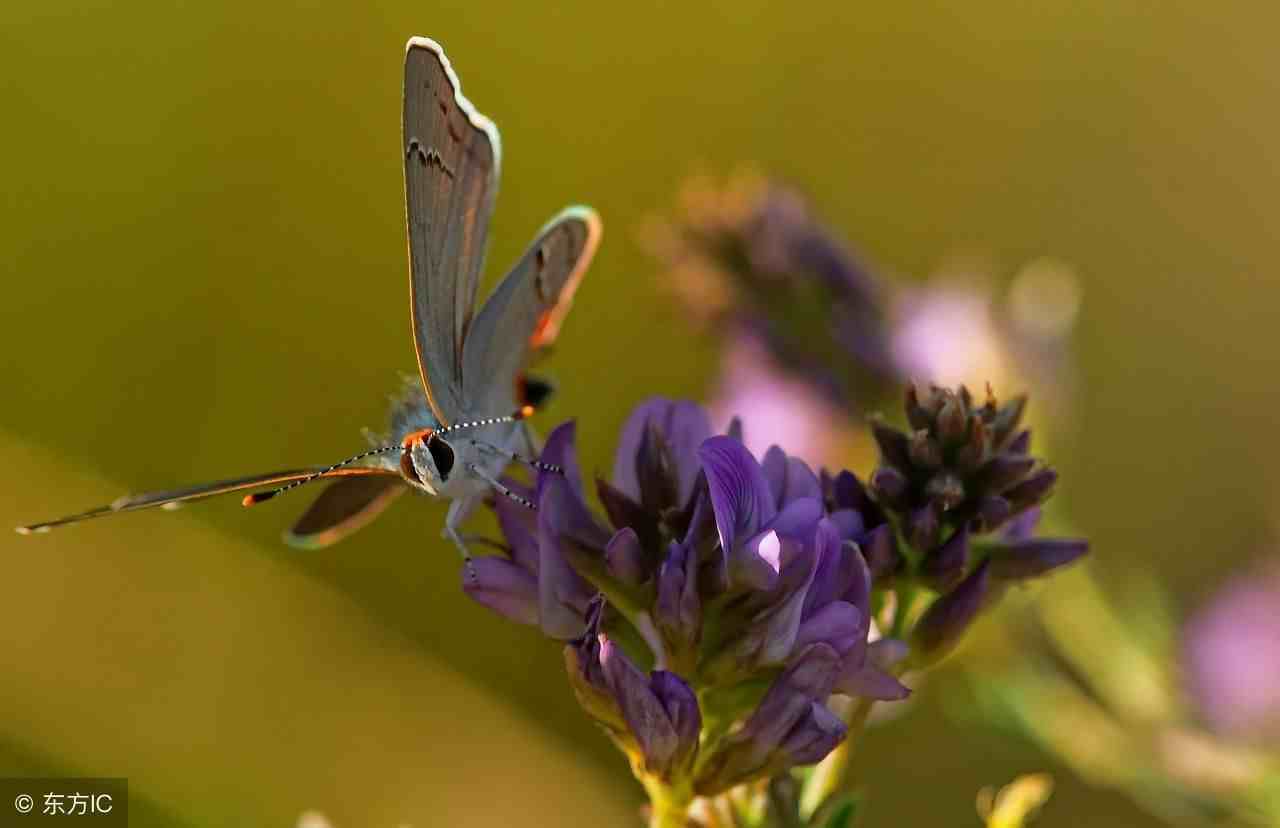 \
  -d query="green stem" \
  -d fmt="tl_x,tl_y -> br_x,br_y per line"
644,777 -> 693,828
799,697 -> 875,819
